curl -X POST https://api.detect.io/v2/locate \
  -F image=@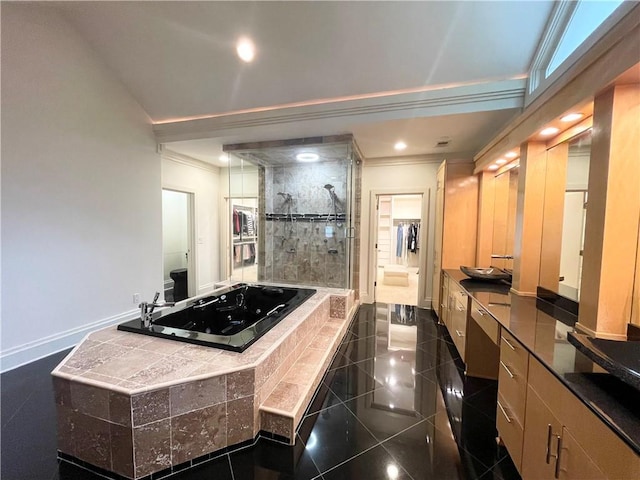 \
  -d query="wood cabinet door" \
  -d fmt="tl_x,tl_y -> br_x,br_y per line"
521,386 -> 563,480
557,426 -> 604,480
